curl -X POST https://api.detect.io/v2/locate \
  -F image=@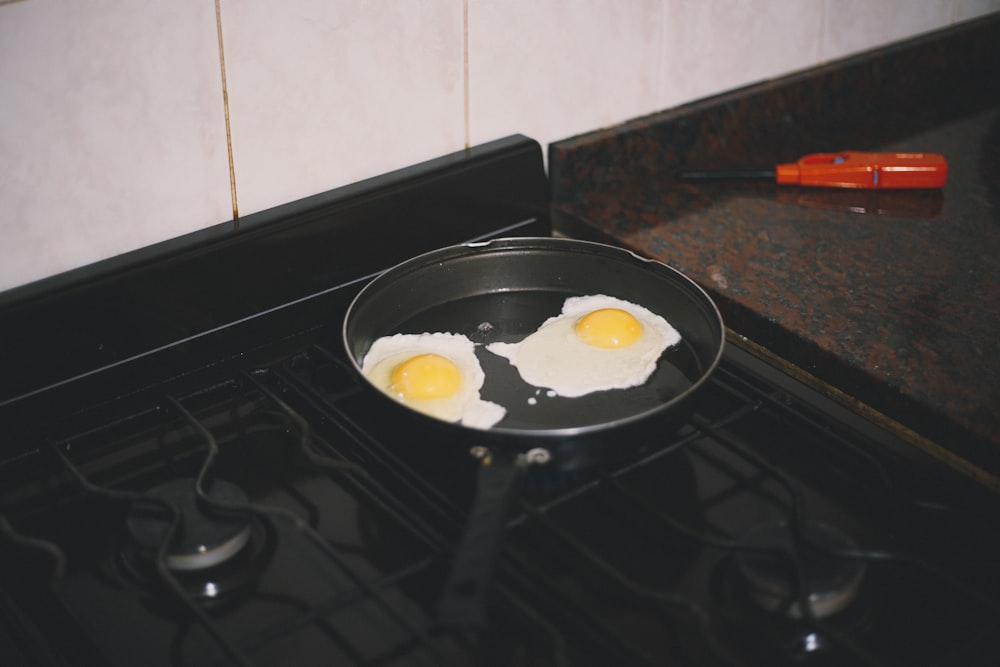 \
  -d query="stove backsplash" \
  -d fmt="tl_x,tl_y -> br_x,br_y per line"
1,1 -> 994,293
